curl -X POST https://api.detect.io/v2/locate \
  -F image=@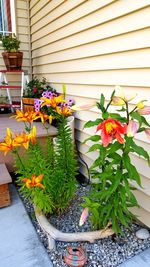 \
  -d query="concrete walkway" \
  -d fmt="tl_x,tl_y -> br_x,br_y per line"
0,184 -> 53,267
119,247 -> 150,267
